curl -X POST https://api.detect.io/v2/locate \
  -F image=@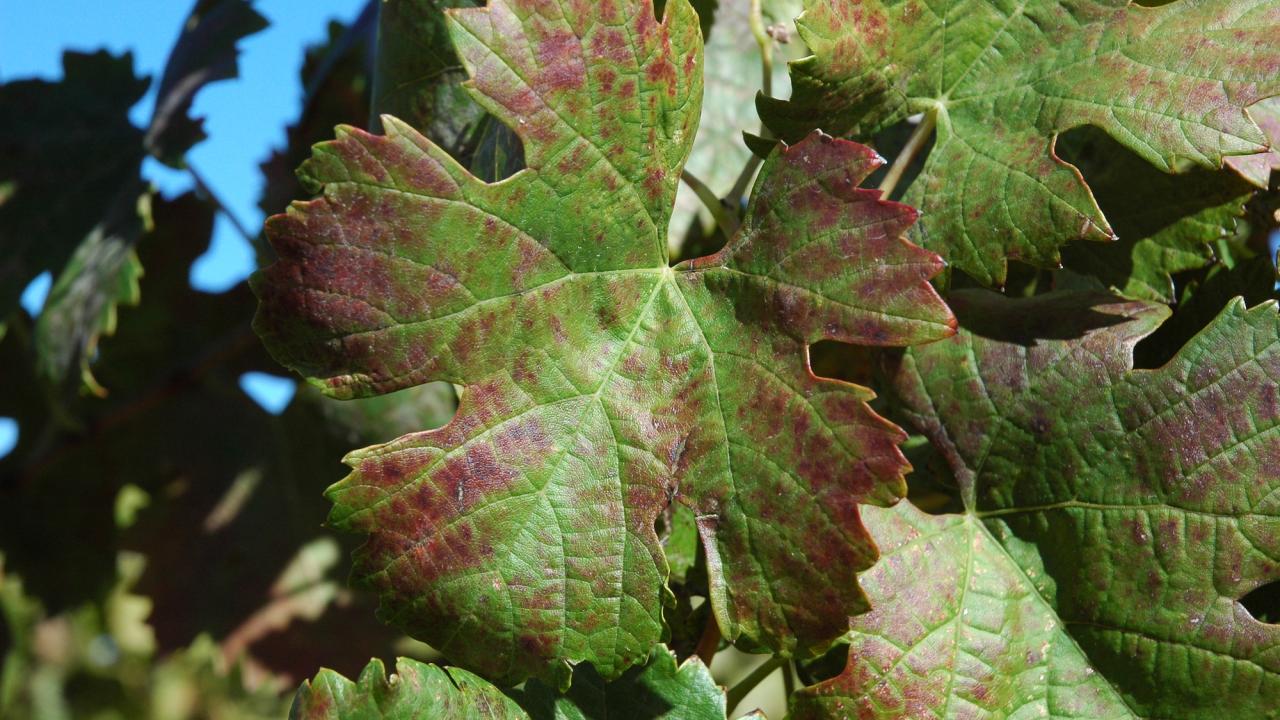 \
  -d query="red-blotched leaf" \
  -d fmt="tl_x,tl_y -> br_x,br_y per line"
253,0 -> 954,687
793,291 -> 1280,718
761,0 -> 1280,286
